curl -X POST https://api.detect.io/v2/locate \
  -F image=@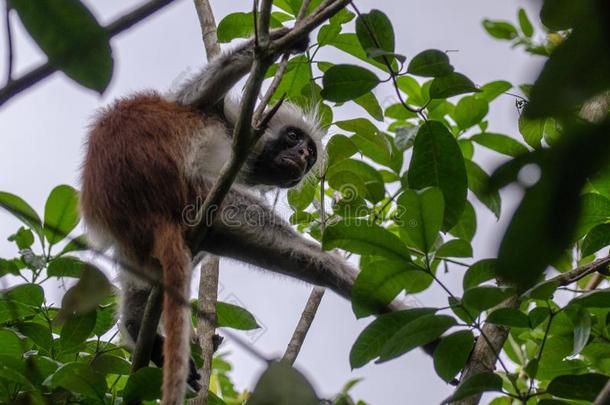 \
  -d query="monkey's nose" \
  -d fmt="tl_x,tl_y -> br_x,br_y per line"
298,148 -> 309,159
